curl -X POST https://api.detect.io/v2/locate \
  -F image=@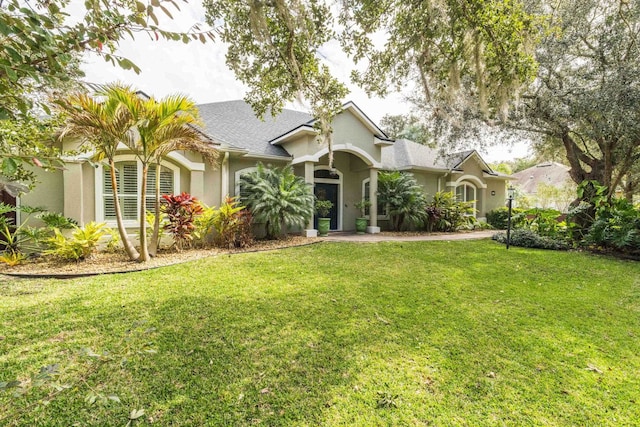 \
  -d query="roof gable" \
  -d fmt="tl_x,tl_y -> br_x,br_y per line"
269,101 -> 390,145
